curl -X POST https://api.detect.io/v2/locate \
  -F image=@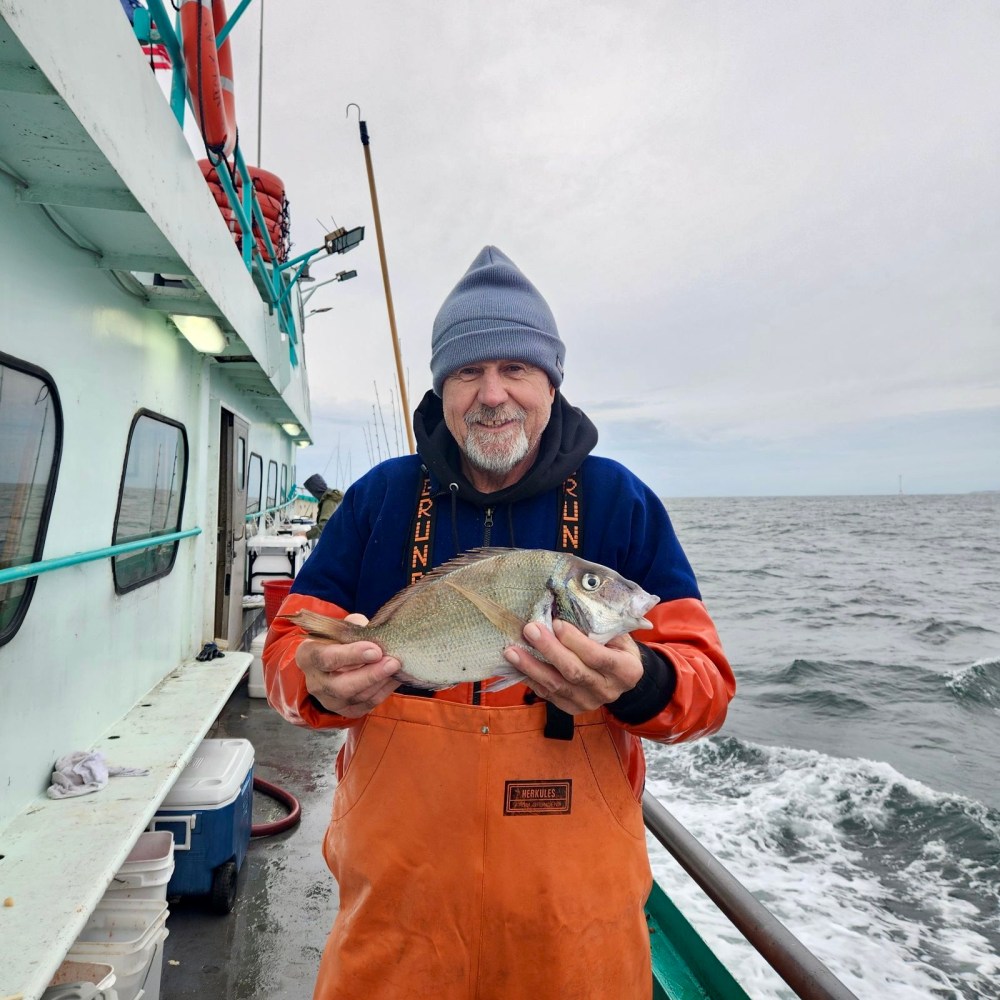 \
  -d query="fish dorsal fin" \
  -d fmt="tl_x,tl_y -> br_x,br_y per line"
368,548 -> 517,628
442,578 -> 528,637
